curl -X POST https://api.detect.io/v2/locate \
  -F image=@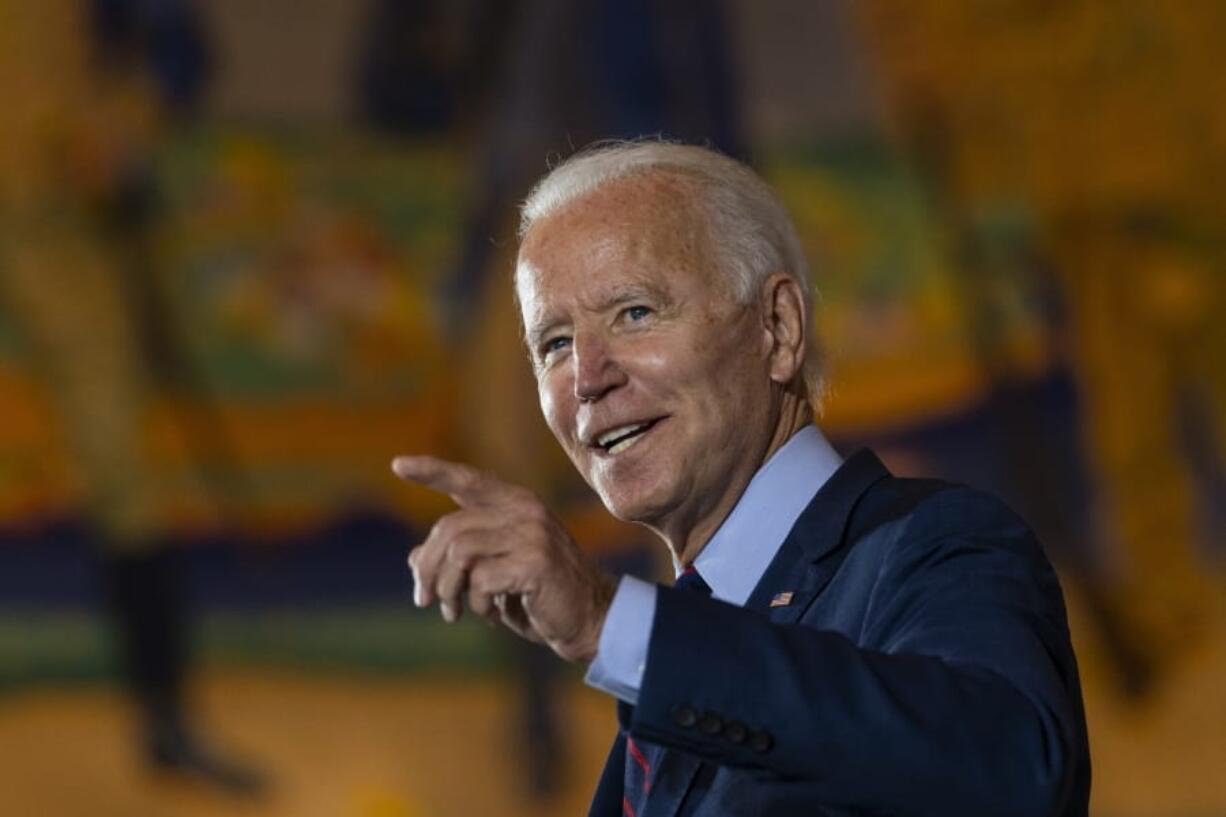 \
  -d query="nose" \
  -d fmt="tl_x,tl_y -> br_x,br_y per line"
573,333 -> 626,403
